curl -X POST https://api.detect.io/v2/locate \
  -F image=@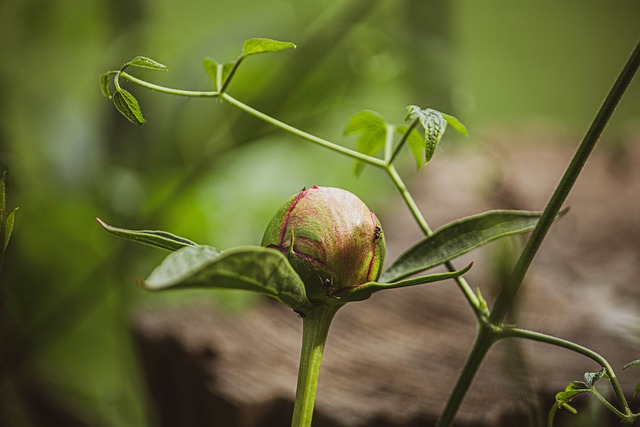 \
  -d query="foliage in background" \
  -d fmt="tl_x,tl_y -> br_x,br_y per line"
0,0 -> 638,426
